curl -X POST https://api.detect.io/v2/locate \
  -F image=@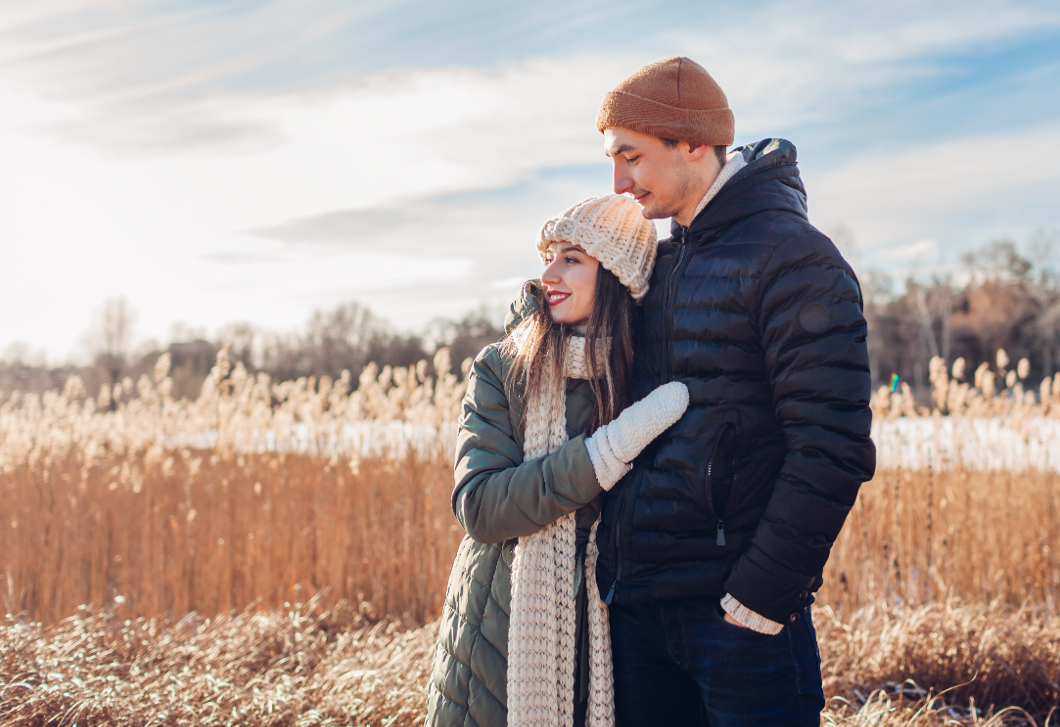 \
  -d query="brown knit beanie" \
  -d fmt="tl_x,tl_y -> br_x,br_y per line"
596,56 -> 734,147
